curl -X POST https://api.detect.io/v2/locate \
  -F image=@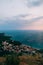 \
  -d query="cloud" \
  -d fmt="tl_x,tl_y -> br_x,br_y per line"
0,0 -> 28,18
13,14 -> 30,19
0,0 -> 43,19
0,15 -> 43,30
28,16 -> 43,24
25,0 -> 43,7
18,14 -> 30,18
0,0 -> 43,30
